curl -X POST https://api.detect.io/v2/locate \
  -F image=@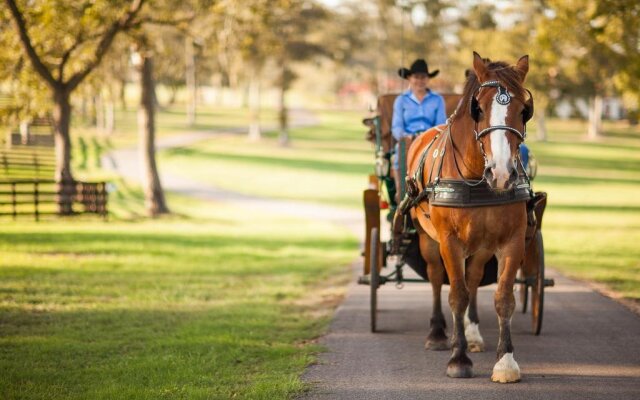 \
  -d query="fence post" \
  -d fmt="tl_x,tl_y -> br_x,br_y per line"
34,181 -> 39,222
99,182 -> 108,220
11,182 -> 16,220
